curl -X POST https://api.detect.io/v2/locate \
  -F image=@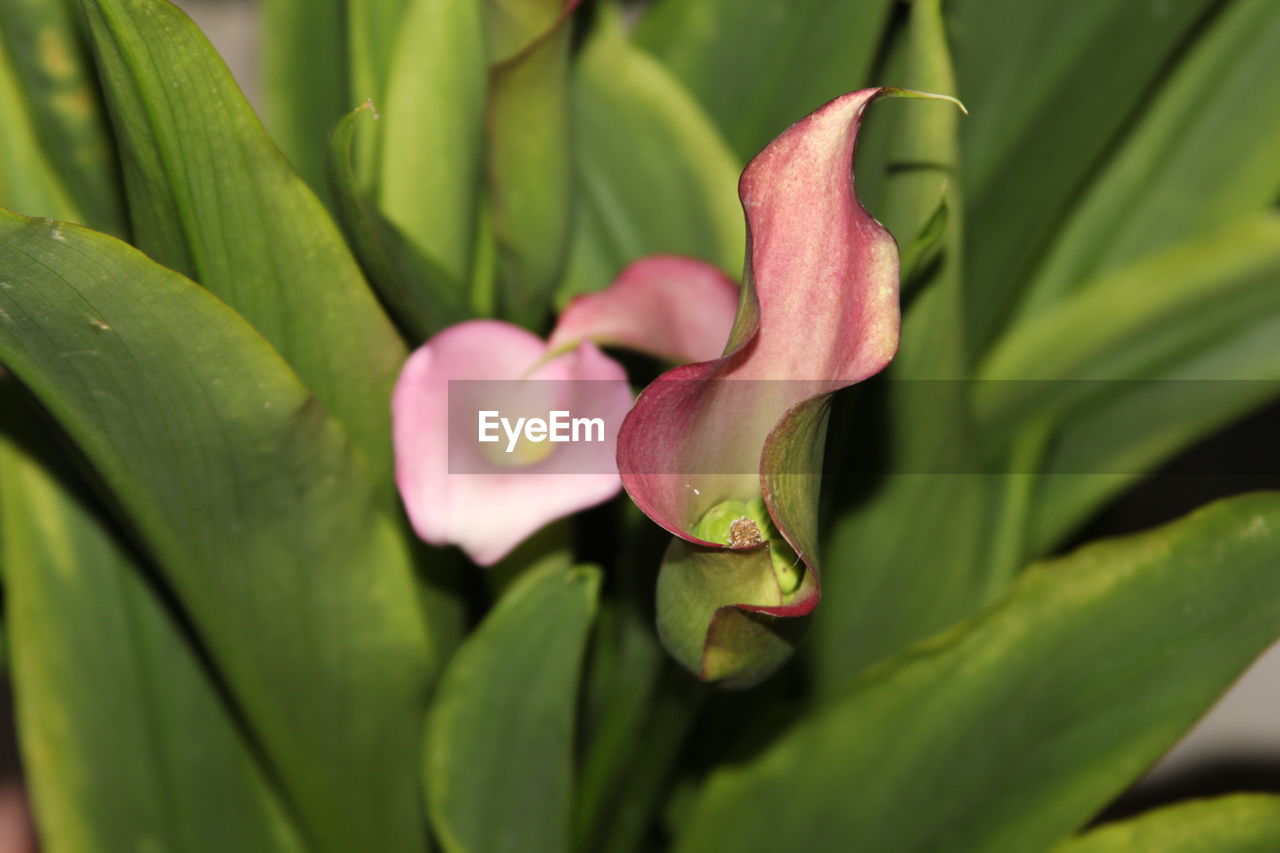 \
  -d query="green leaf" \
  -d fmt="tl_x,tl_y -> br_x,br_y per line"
0,0 -> 125,234
898,198 -> 949,293
680,493 -> 1280,852
1031,373 -> 1280,554
1015,0 -> 1280,322
346,0 -> 412,187
327,103 -> 469,339
0,386 -> 304,853
575,587 -> 666,851
0,36 -> 82,222
348,0 -> 412,126
379,0 -> 487,287
78,0 -> 407,479
979,213 -> 1280,431
814,0 -> 995,690
426,563 -> 601,853
1054,795 -> 1280,853
261,0 -> 348,196
635,0 -> 893,164
485,0 -> 576,328
0,212 -> 433,853
953,0 -> 1223,346
973,213 -> 1280,549
557,8 -> 743,305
